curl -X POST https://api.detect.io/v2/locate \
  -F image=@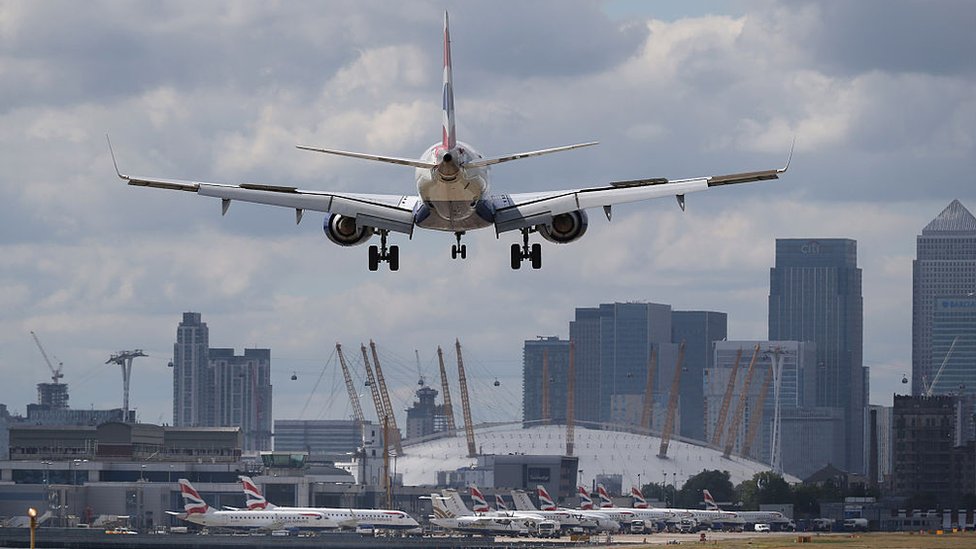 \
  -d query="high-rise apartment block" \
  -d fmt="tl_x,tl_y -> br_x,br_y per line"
912,200 -> 976,398
768,239 -> 865,473
172,313 -> 272,452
